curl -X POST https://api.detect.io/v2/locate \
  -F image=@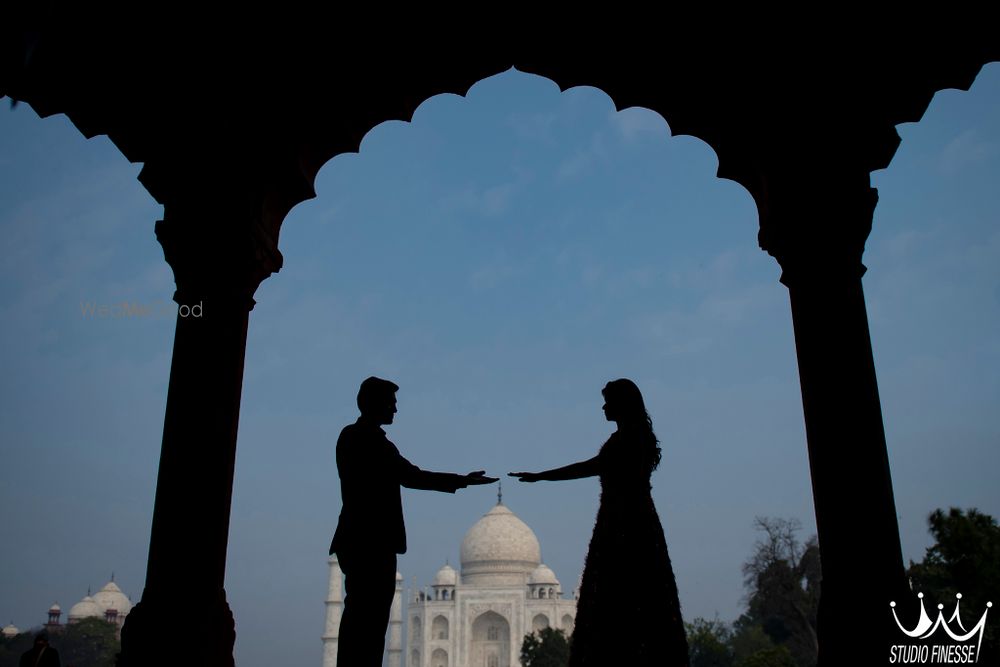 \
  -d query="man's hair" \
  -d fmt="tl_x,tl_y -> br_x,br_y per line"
357,376 -> 399,414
